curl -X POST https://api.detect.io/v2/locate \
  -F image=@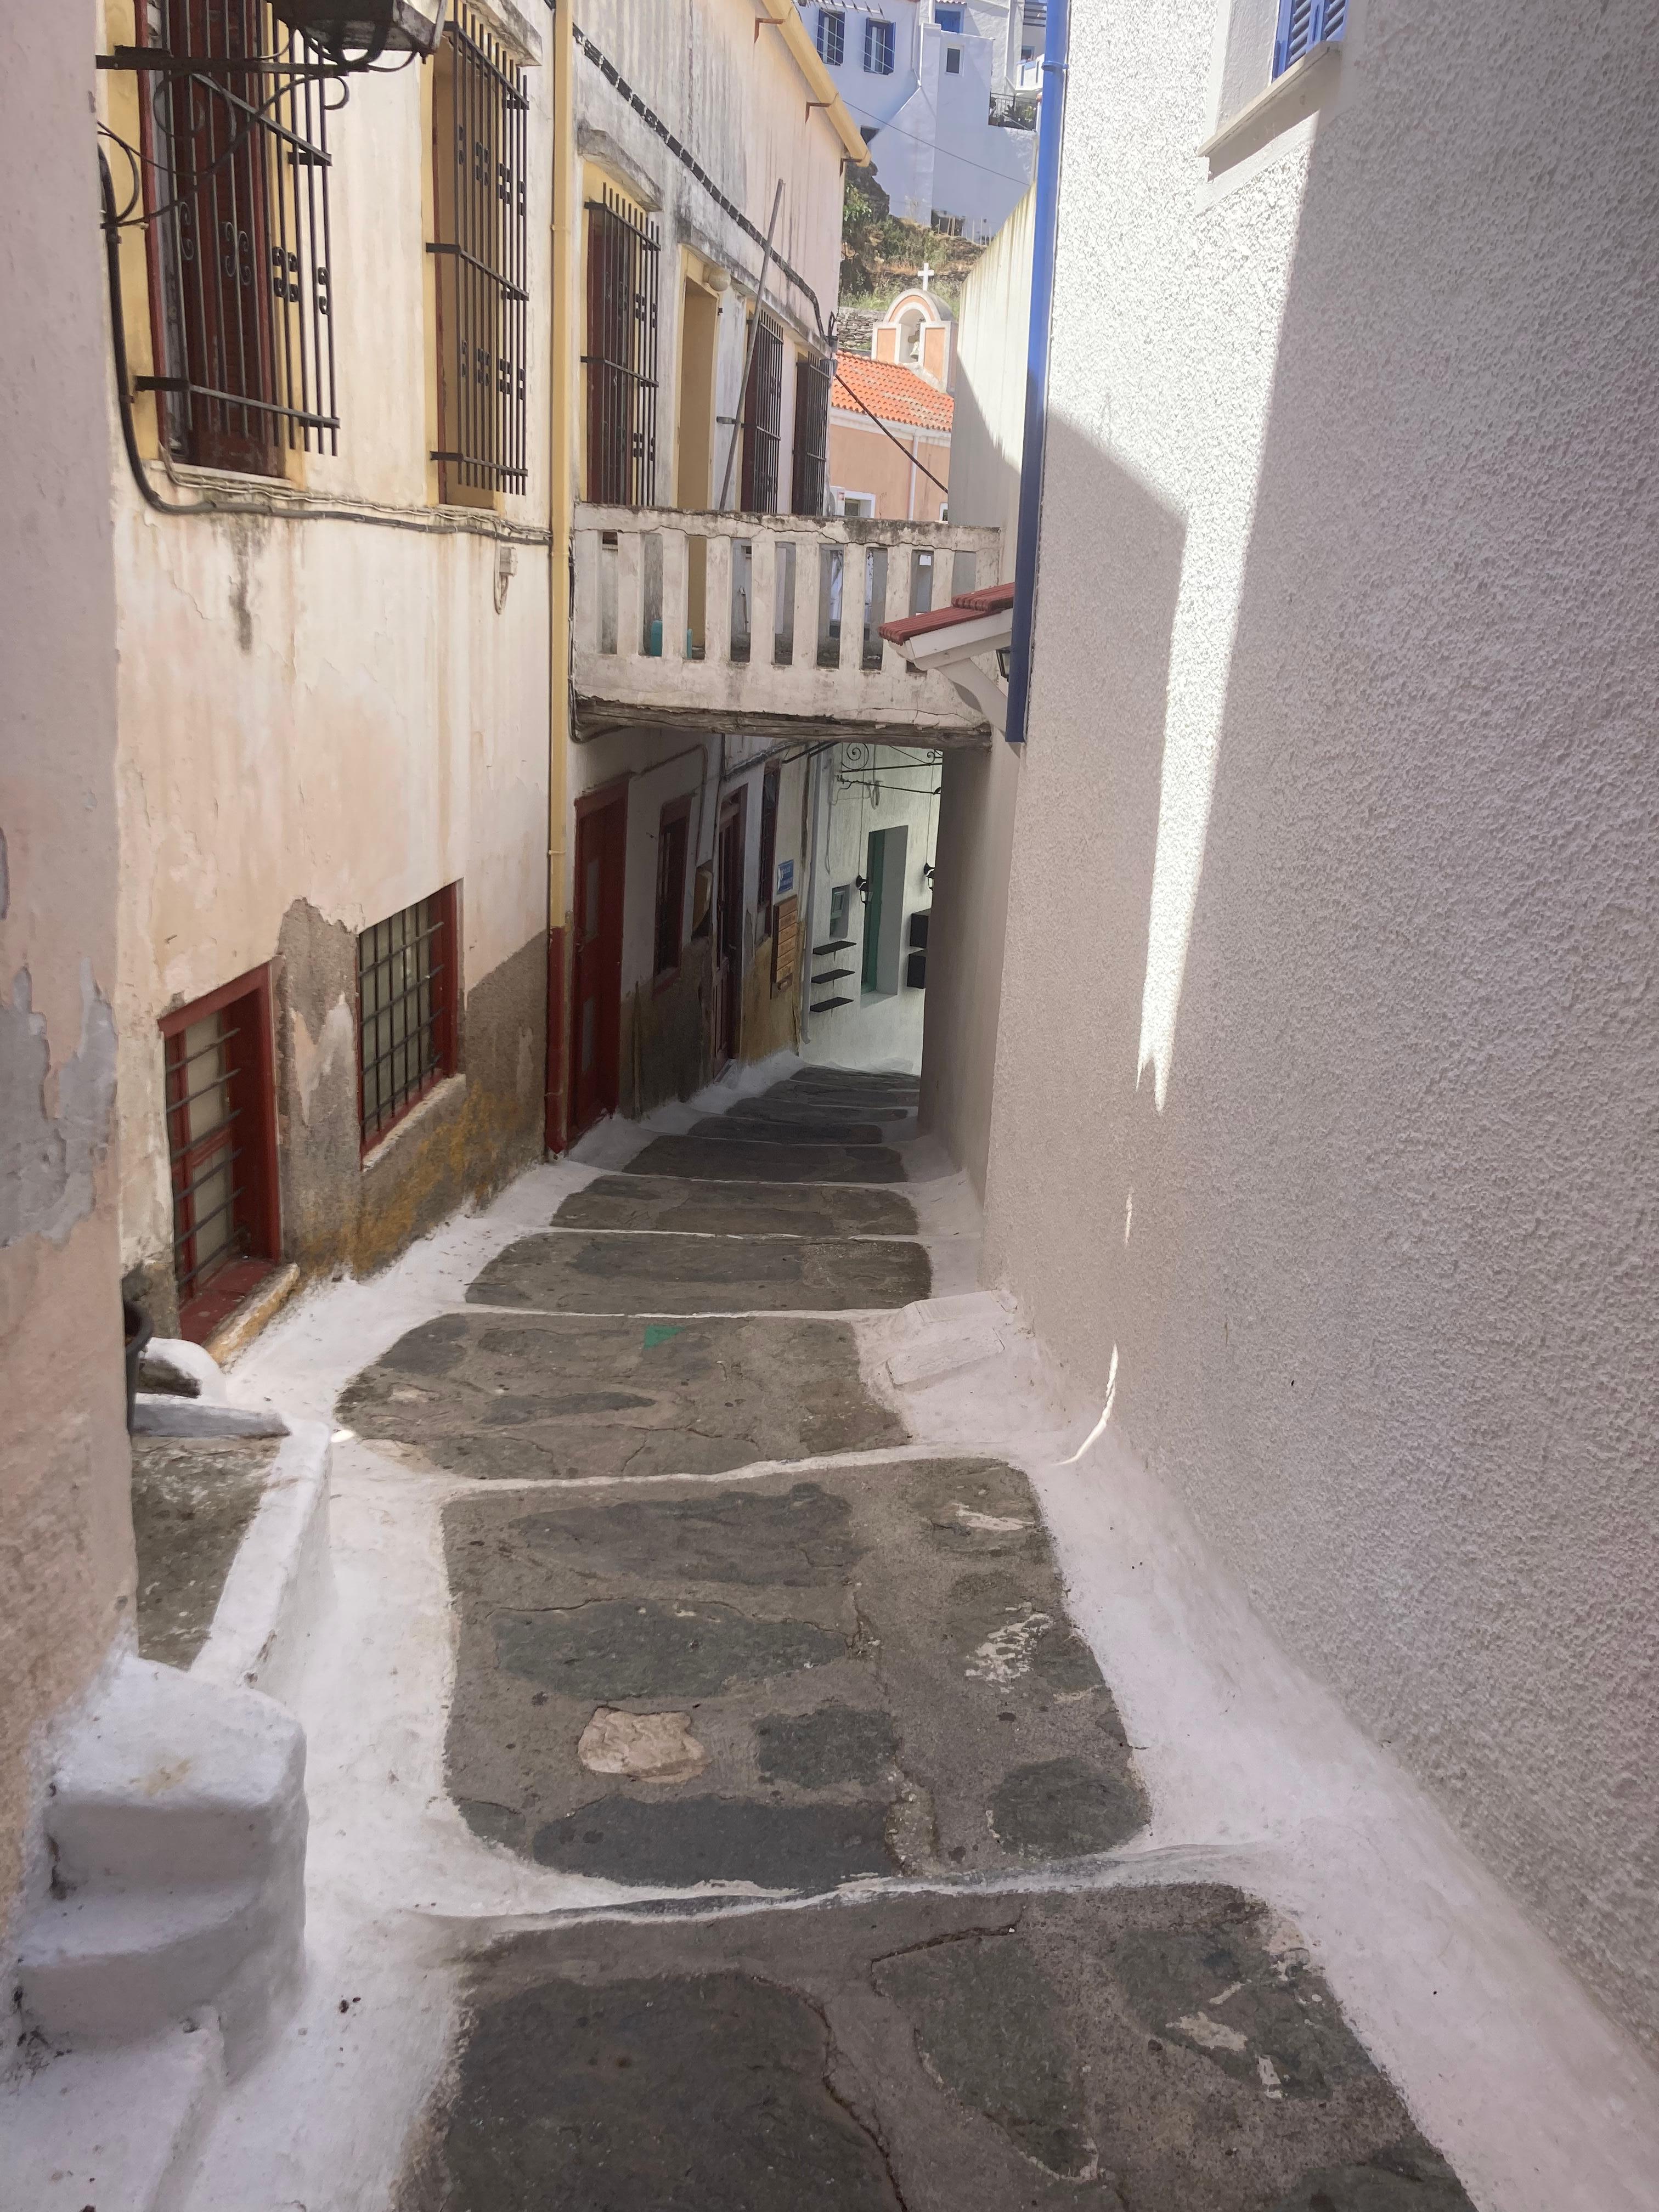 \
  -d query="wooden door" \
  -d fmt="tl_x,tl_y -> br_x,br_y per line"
712,791 -> 746,1072
569,786 -> 628,1138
